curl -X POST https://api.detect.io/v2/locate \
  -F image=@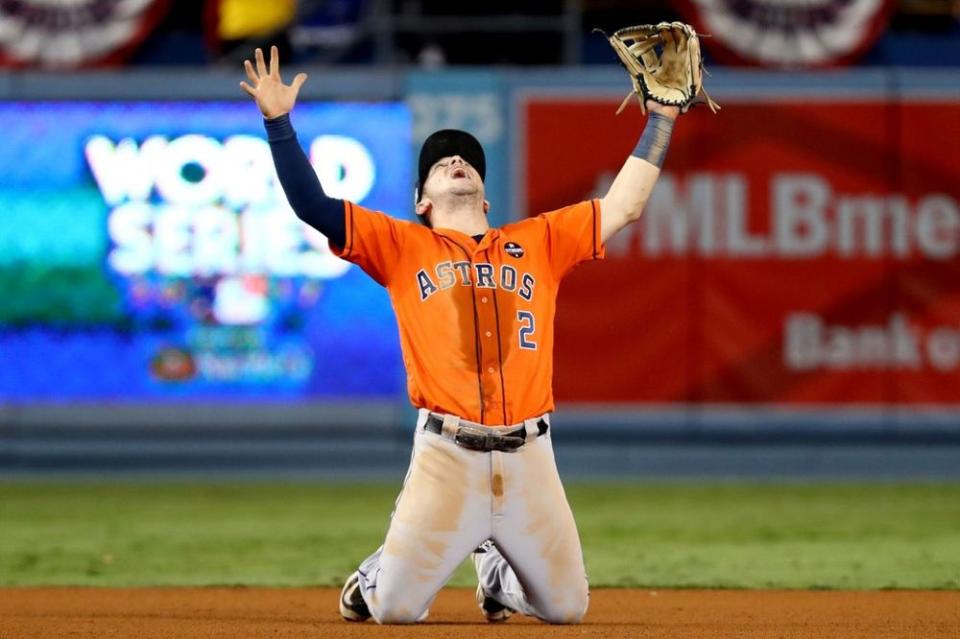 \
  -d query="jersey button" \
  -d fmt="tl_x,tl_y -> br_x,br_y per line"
485,331 -> 492,338
487,366 -> 495,373
481,296 -> 488,303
